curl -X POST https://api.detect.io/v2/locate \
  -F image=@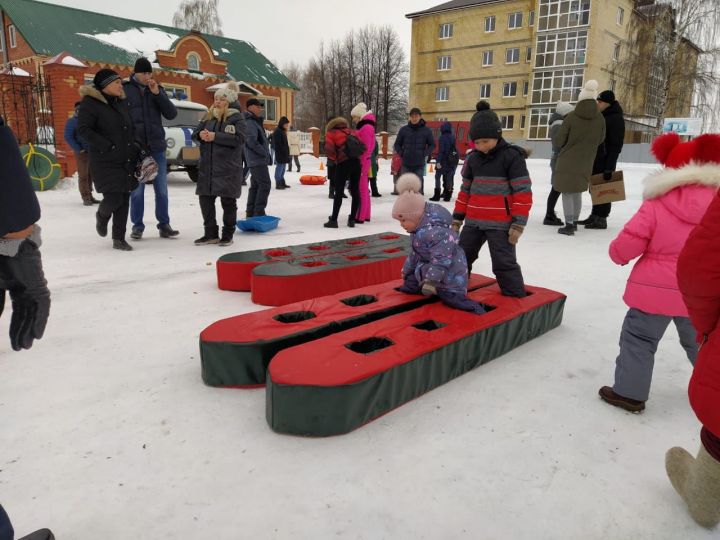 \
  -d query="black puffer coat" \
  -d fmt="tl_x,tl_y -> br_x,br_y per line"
593,100 -> 625,175
394,119 -> 435,168
272,116 -> 290,164
192,107 -> 247,198
77,85 -> 138,194
122,76 -> 177,153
